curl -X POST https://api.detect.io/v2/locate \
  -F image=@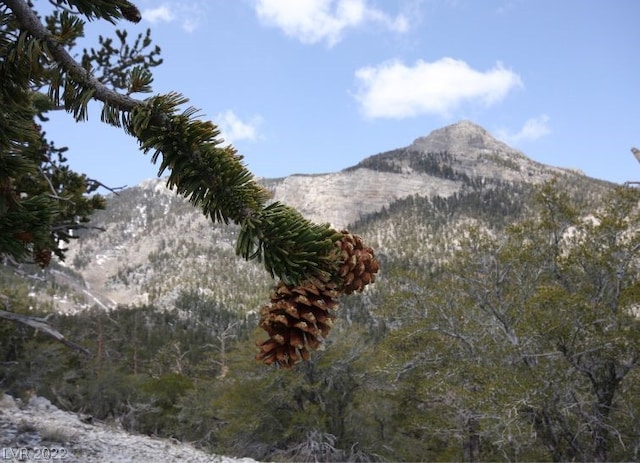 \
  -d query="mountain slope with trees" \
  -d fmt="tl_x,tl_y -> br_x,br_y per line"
2,0 -> 639,461
30,120 -> 611,314
4,145 -> 638,461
